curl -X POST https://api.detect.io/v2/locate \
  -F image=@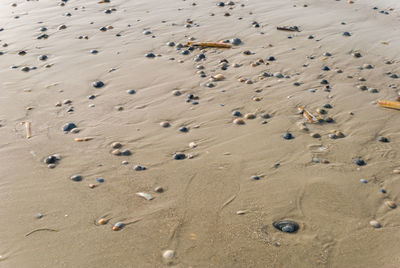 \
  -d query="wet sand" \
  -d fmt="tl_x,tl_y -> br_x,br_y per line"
1,0 -> 400,267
